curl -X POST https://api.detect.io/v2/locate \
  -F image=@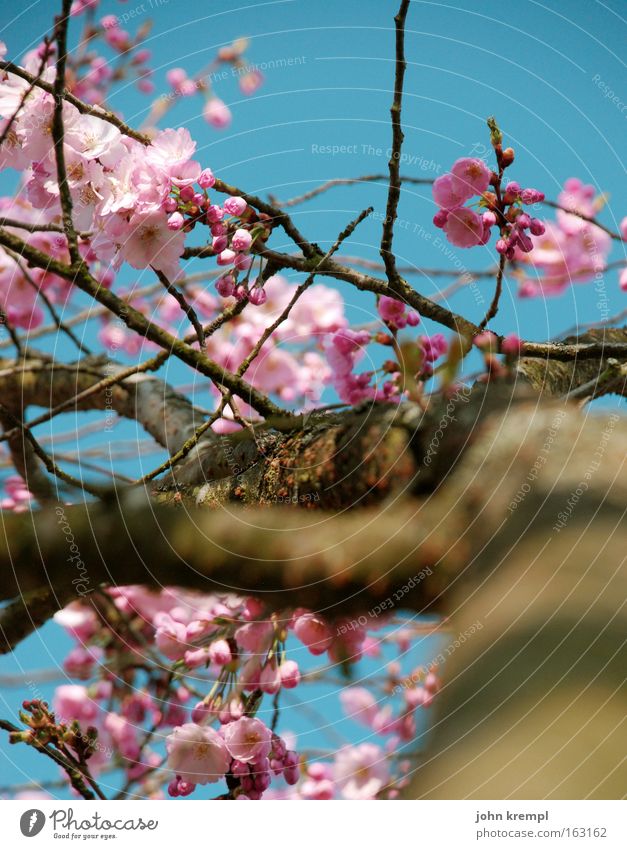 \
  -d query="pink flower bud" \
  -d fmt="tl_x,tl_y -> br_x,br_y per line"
216,274 -> 236,298
100,15 -> 118,29
234,253 -> 253,271
212,235 -> 228,253
166,68 -> 187,89
198,168 -> 215,189
279,660 -> 300,689
184,647 -> 211,668
517,212 -> 531,228
203,97 -> 232,129
208,639 -> 232,666
424,671 -> 440,694
248,286 -> 267,306
224,196 -> 247,217
191,701 -> 213,724
231,228 -> 253,252
167,212 -> 184,231
474,330 -> 497,351
520,188 -> 545,204
179,185 -> 195,203
501,333 -> 522,356
133,49 -> 152,65
179,79 -> 197,97
137,79 -> 155,94
293,613 -> 333,656
433,209 -> 449,228
259,663 -> 281,694
243,597 -> 264,620
217,249 -> 236,266
239,69 -> 264,95
206,205 -> 224,223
